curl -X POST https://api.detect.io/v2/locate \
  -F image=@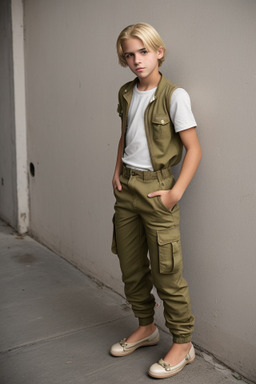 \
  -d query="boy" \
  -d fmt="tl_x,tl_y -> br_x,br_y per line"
110,23 -> 201,378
